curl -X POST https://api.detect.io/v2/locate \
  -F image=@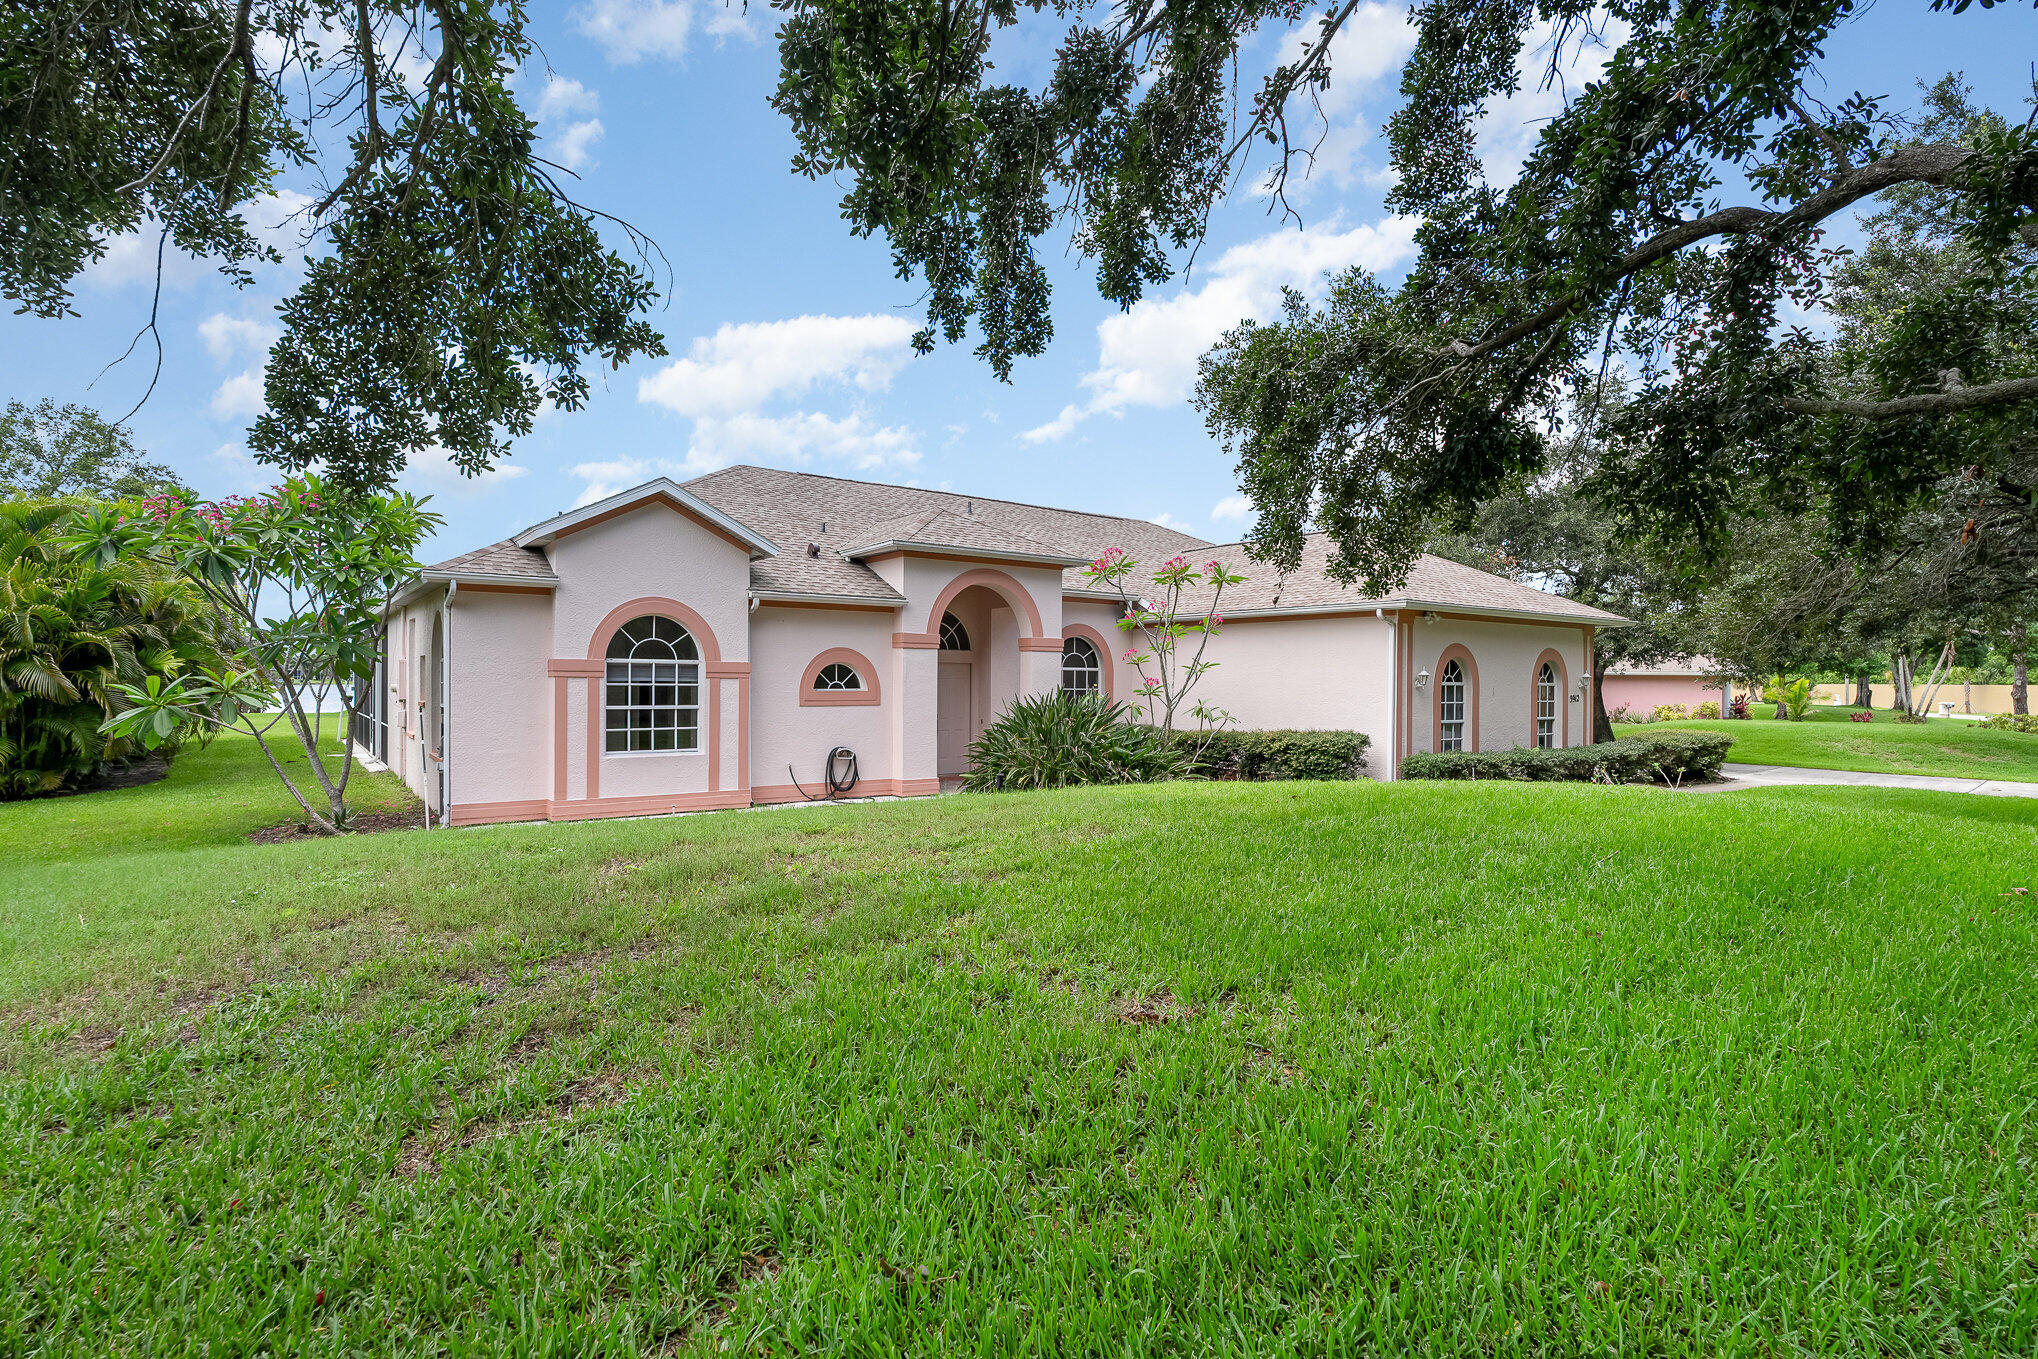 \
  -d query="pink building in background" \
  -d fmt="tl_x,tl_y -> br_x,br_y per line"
1600,658 -> 1733,717
363,469 -> 1629,825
